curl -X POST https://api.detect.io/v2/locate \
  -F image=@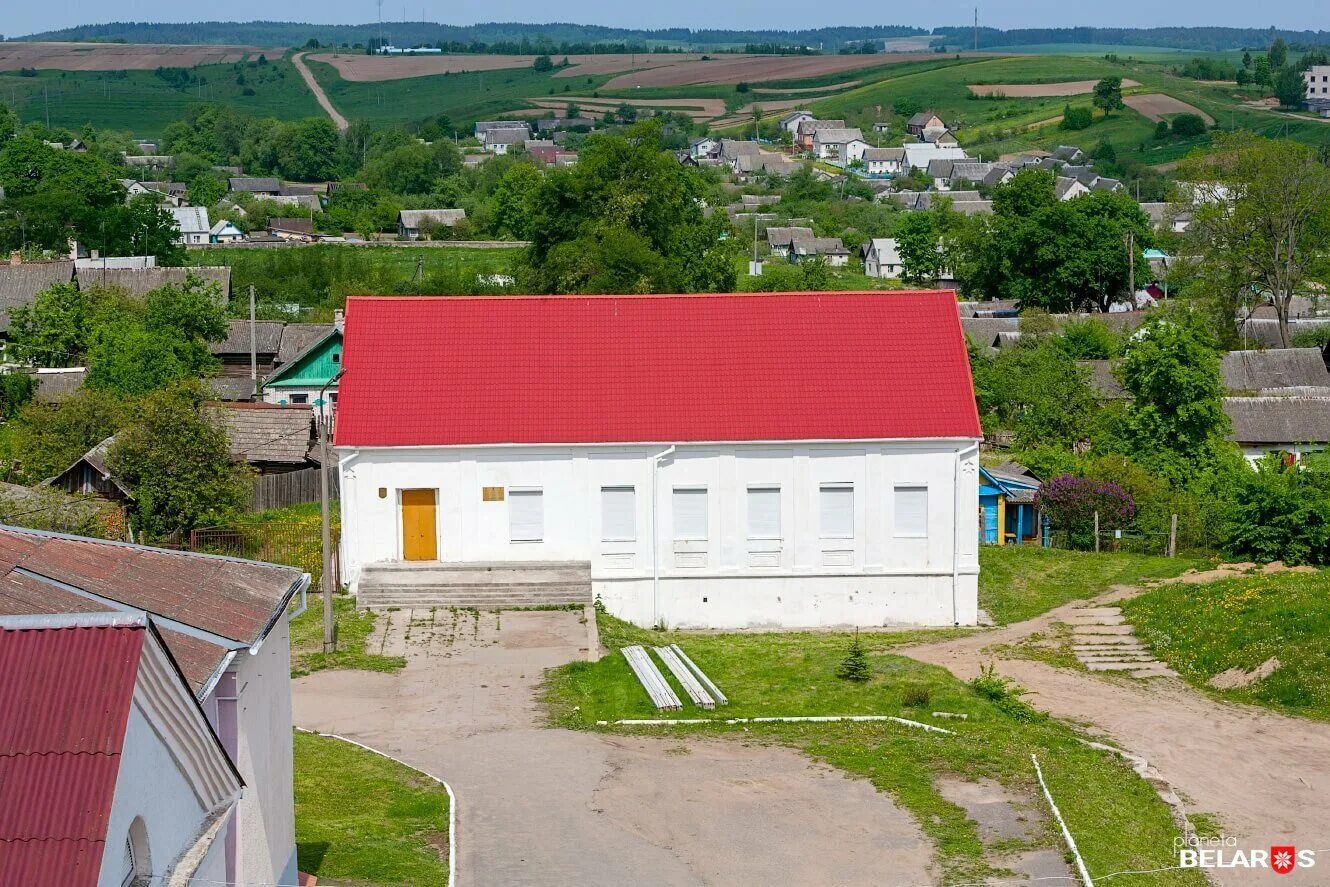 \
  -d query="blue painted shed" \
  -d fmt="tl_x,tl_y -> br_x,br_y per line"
979,462 -> 1043,545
